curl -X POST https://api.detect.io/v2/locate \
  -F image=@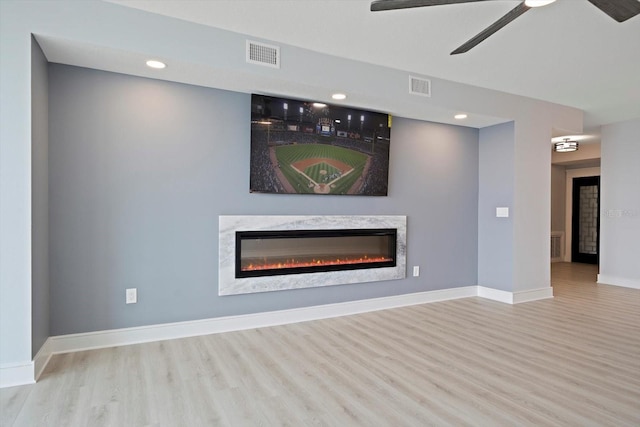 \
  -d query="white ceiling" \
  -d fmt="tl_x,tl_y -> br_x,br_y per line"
104,0 -> 640,131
